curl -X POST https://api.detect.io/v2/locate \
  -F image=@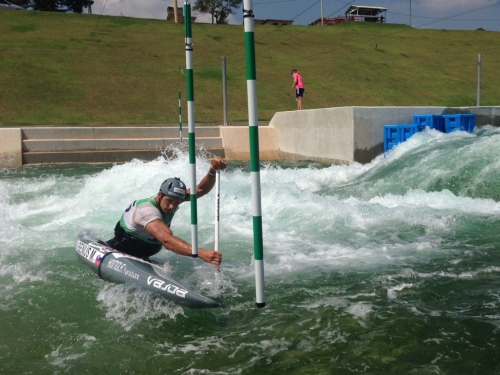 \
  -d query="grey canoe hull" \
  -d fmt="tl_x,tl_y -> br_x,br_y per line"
76,239 -> 219,308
